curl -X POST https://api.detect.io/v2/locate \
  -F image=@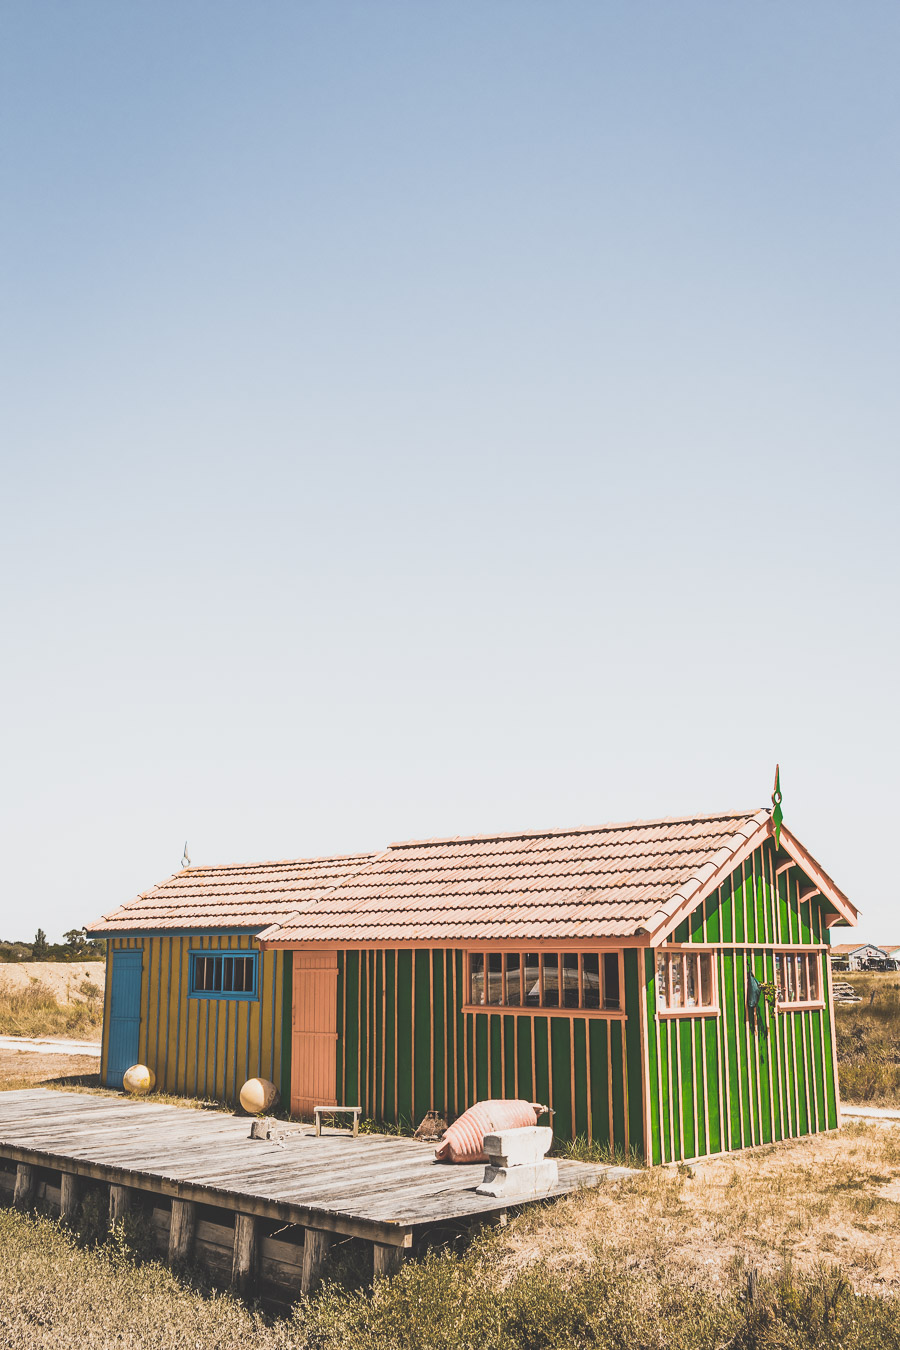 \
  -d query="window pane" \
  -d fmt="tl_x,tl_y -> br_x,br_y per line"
775,953 -> 784,1000
542,953 -> 559,1007
785,955 -> 795,1001
223,958 -> 234,992
670,955 -> 684,1008
212,956 -> 222,991
469,953 -> 484,1005
505,954 -> 521,1006
808,954 -> 819,1001
524,953 -> 540,1006
656,951 -> 668,1007
603,953 -> 620,1009
699,954 -> 713,1007
582,954 -> 600,1009
486,953 -> 503,1005
798,953 -> 809,1001
562,953 -> 579,1008
685,954 -> 698,1007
